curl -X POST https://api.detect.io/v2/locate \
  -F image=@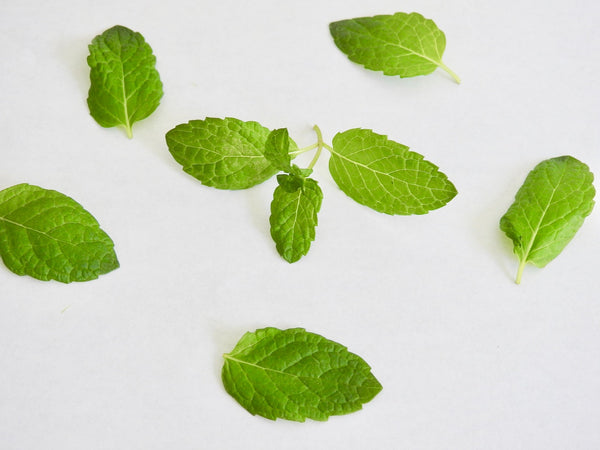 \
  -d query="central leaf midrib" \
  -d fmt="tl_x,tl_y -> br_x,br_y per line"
354,20 -> 442,67
522,169 -> 566,262
224,353 -> 316,380
0,215 -> 81,247
329,147 -> 451,193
